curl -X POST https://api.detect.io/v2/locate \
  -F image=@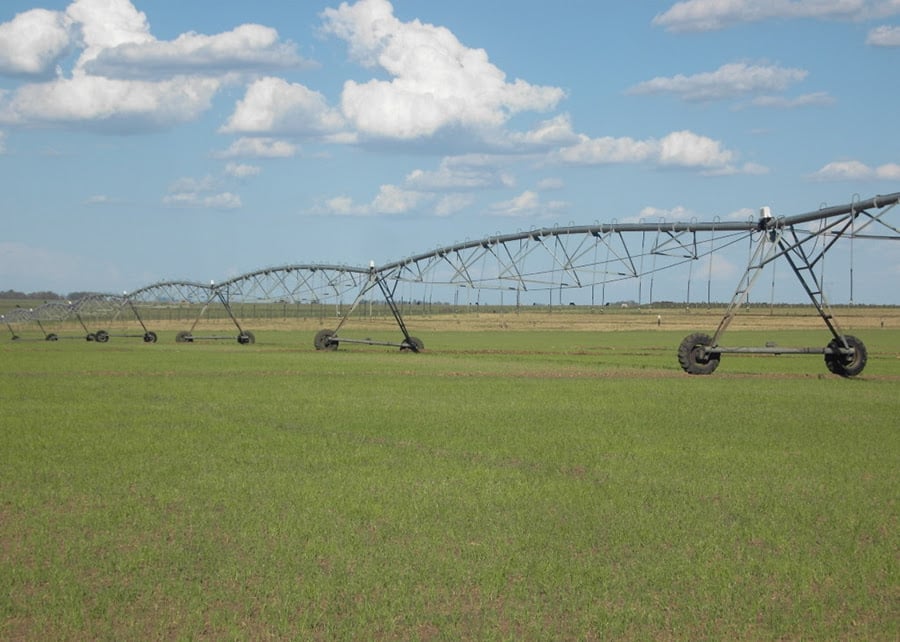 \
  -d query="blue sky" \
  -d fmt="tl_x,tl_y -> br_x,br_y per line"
1,0 -> 899,302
